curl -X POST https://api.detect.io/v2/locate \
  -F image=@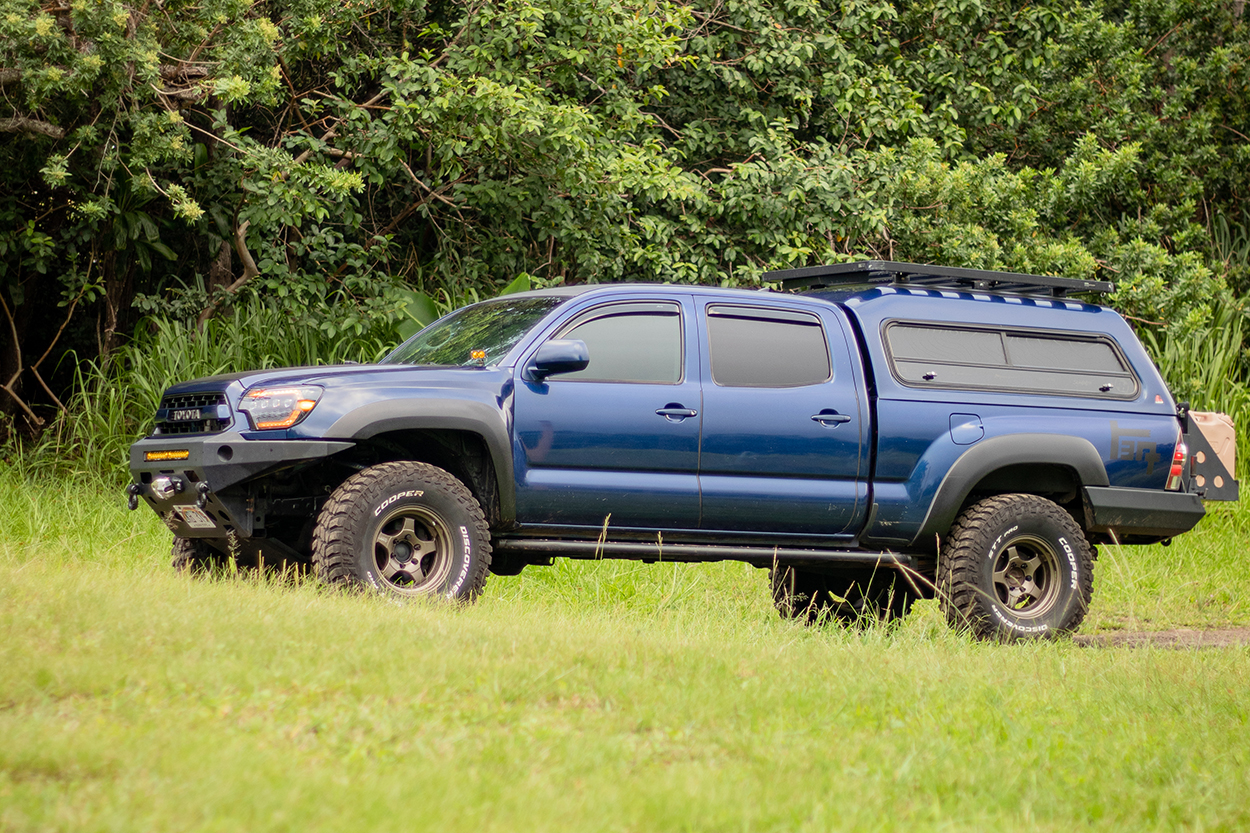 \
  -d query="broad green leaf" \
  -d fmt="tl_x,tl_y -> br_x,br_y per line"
497,273 -> 532,296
